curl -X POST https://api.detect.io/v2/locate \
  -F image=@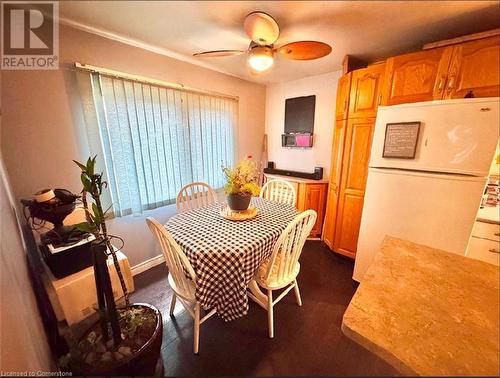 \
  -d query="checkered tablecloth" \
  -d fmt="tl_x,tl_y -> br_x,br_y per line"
164,197 -> 298,321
